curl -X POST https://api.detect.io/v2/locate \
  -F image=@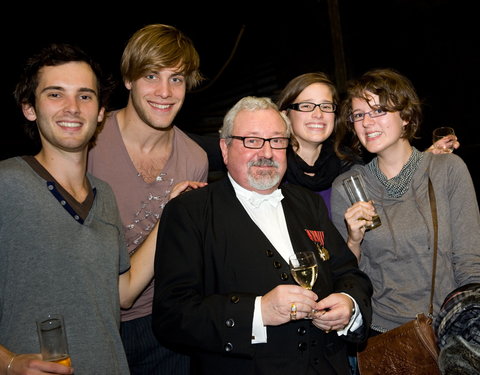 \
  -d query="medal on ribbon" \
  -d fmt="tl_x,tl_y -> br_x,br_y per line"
305,229 -> 330,261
